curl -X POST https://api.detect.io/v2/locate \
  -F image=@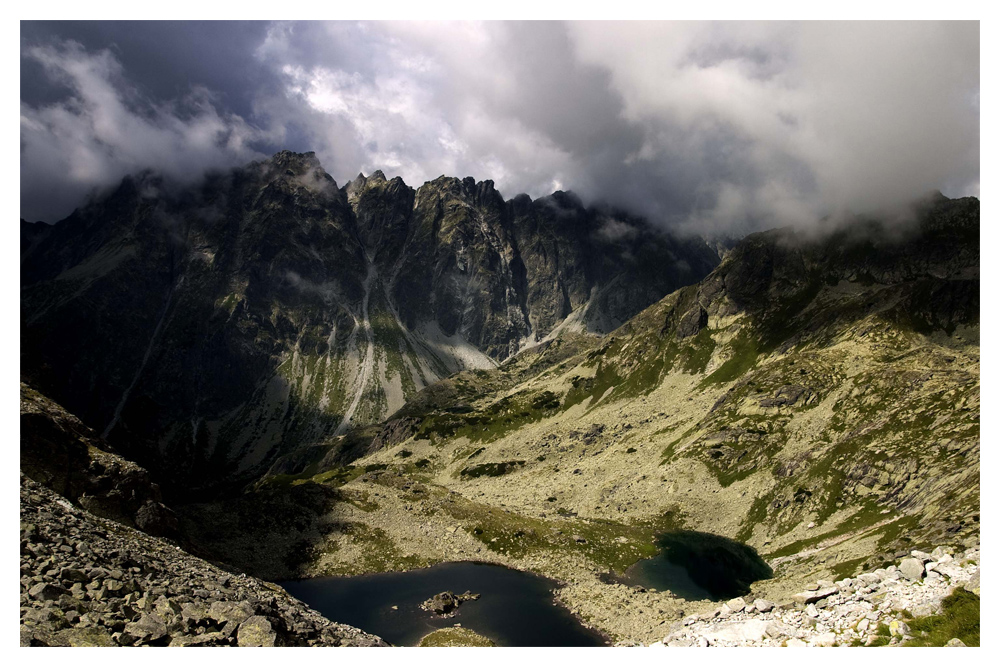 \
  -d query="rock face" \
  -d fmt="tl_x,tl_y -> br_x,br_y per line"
19,474 -> 386,647
419,590 -> 481,617
20,151 -> 718,493
658,545 -> 979,647
20,383 -> 177,538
